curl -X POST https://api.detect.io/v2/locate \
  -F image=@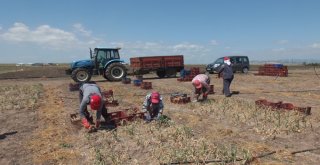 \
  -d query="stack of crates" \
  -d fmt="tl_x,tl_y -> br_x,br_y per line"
105,100 -> 119,107
177,67 -> 200,81
122,77 -> 131,84
133,80 -> 142,86
141,82 -> 152,89
170,93 -> 191,104
190,67 -> 200,77
255,64 -> 288,77
69,83 -> 80,91
208,85 -> 215,94
133,75 -> 143,86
